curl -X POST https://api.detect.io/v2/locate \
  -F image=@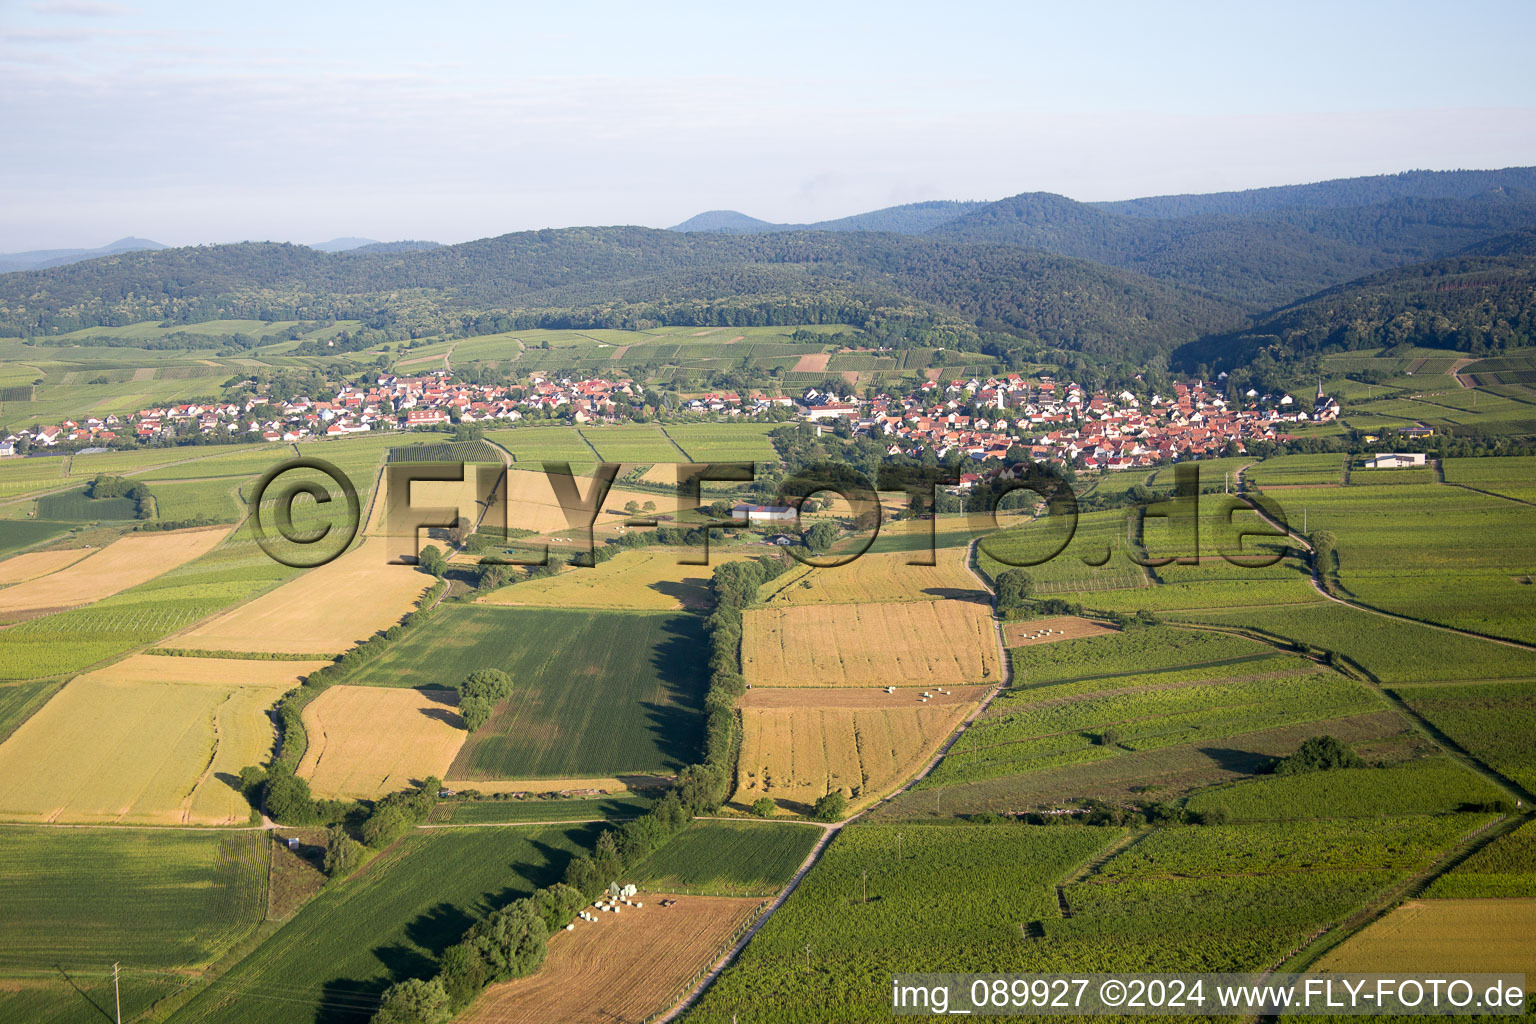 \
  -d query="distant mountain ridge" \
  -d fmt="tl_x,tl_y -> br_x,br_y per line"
0,237 -> 166,273
309,237 -> 381,252
668,200 -> 985,235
